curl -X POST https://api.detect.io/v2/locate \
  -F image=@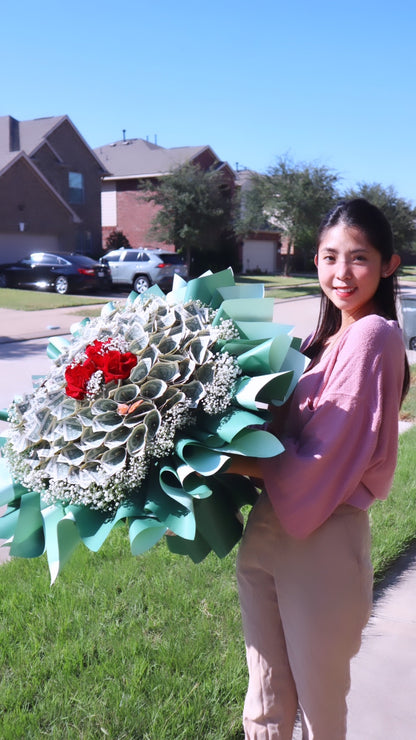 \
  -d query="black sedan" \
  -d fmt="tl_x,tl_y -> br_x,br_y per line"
0,252 -> 111,295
